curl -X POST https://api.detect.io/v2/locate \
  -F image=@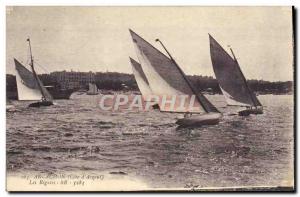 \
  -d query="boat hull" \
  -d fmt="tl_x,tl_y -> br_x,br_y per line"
48,89 -> 75,99
28,101 -> 53,108
152,104 -> 160,109
86,93 -> 99,95
238,108 -> 263,116
176,113 -> 222,127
